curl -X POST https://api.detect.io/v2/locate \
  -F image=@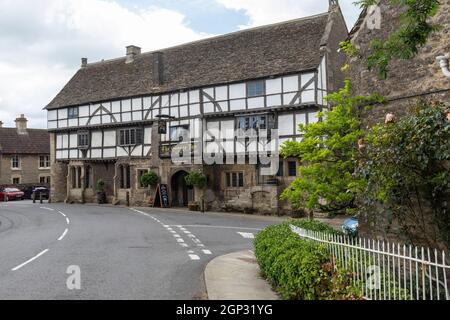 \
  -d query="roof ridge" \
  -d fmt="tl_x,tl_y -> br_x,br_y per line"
84,11 -> 330,68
